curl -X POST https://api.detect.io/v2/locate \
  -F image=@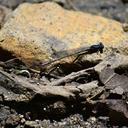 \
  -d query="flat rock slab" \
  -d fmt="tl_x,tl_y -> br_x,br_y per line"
0,2 -> 127,68
106,100 -> 128,125
95,53 -> 128,73
95,53 -> 128,92
100,67 -> 128,91
92,100 -> 128,125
